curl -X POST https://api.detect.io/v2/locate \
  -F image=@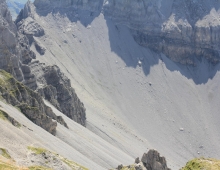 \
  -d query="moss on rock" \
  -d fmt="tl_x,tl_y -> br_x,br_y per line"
182,158 -> 220,170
